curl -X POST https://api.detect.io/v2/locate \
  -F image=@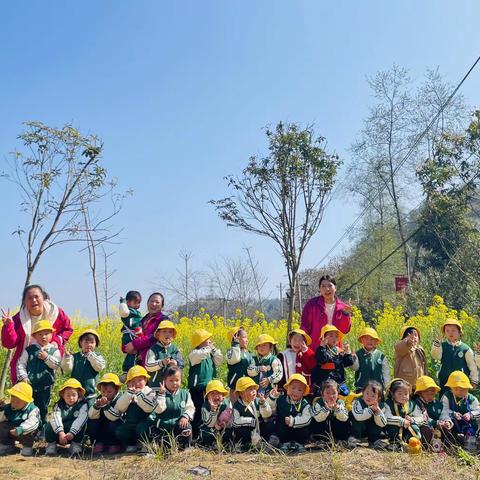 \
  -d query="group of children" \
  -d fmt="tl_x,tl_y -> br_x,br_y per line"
2,291 -> 480,457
